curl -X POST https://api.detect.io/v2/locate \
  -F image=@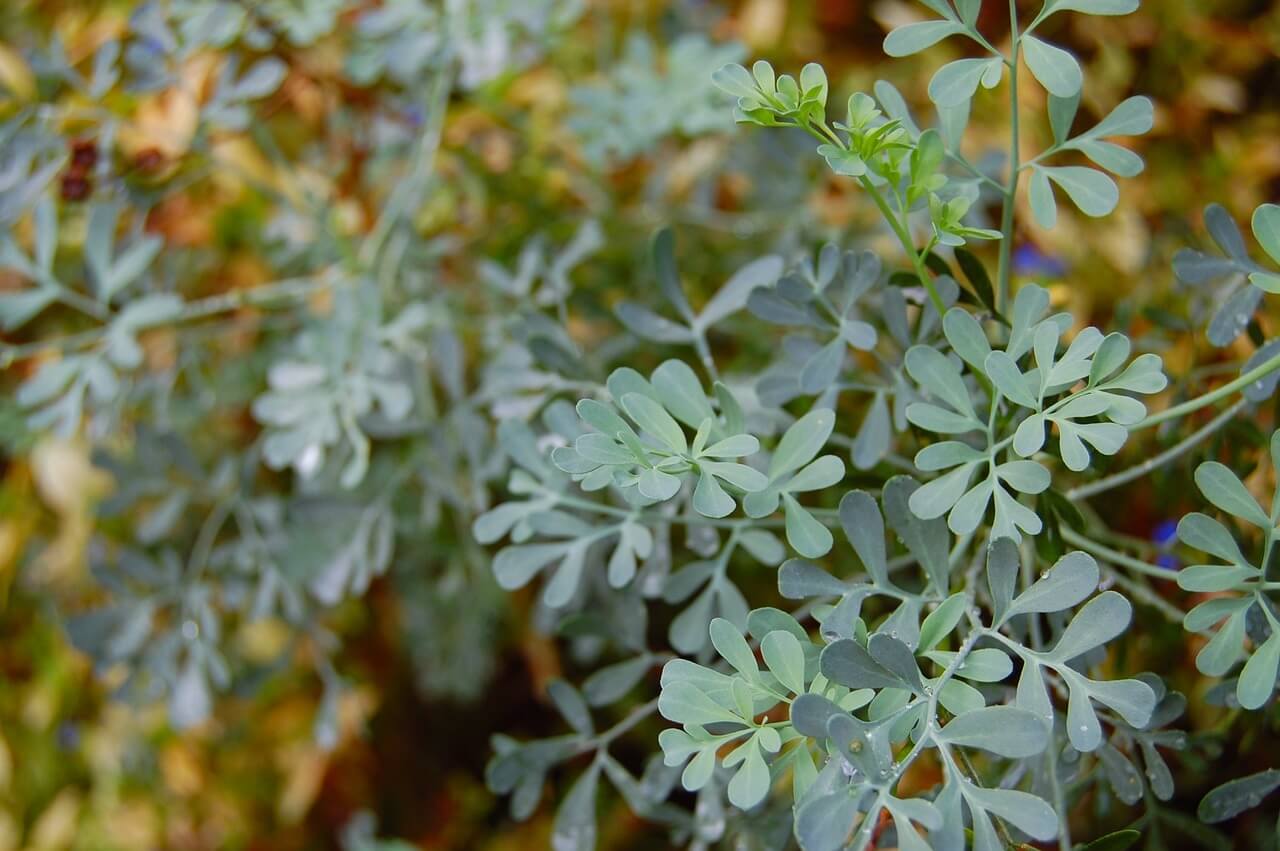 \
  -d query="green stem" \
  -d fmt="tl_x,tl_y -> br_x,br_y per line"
359,65 -> 453,268
796,116 -> 946,316
1069,398 -> 1248,500
849,630 -> 982,851
1105,568 -> 1186,623
990,538 -> 1074,851
858,176 -> 948,316
948,151 -> 1005,193
1135,351 -> 1280,429
692,332 -> 721,383
590,697 -> 660,750
995,0 -> 1022,316
1060,527 -> 1176,581
185,497 -> 233,579
0,273 -> 340,365
55,287 -> 112,322
547,491 -> 841,529
1045,726 -> 1071,851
